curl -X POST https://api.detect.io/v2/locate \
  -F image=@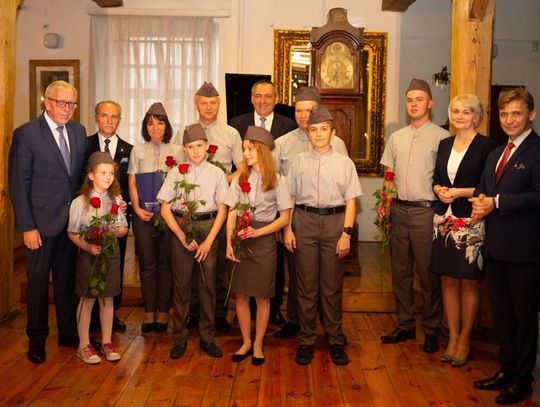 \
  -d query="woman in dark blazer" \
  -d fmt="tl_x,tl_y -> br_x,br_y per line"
431,94 -> 497,367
